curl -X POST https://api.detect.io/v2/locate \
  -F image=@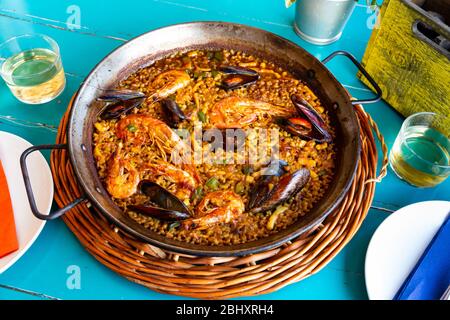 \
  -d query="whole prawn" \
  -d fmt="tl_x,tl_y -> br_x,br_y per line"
145,160 -> 197,201
105,144 -> 140,199
208,96 -> 295,129
115,114 -> 201,184
182,191 -> 245,230
106,114 -> 201,199
149,70 -> 191,101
